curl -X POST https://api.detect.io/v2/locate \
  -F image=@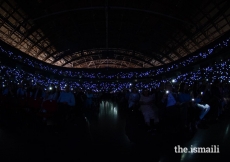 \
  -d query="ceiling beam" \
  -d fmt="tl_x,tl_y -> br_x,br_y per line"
60,49 -> 157,67
32,6 -> 194,28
